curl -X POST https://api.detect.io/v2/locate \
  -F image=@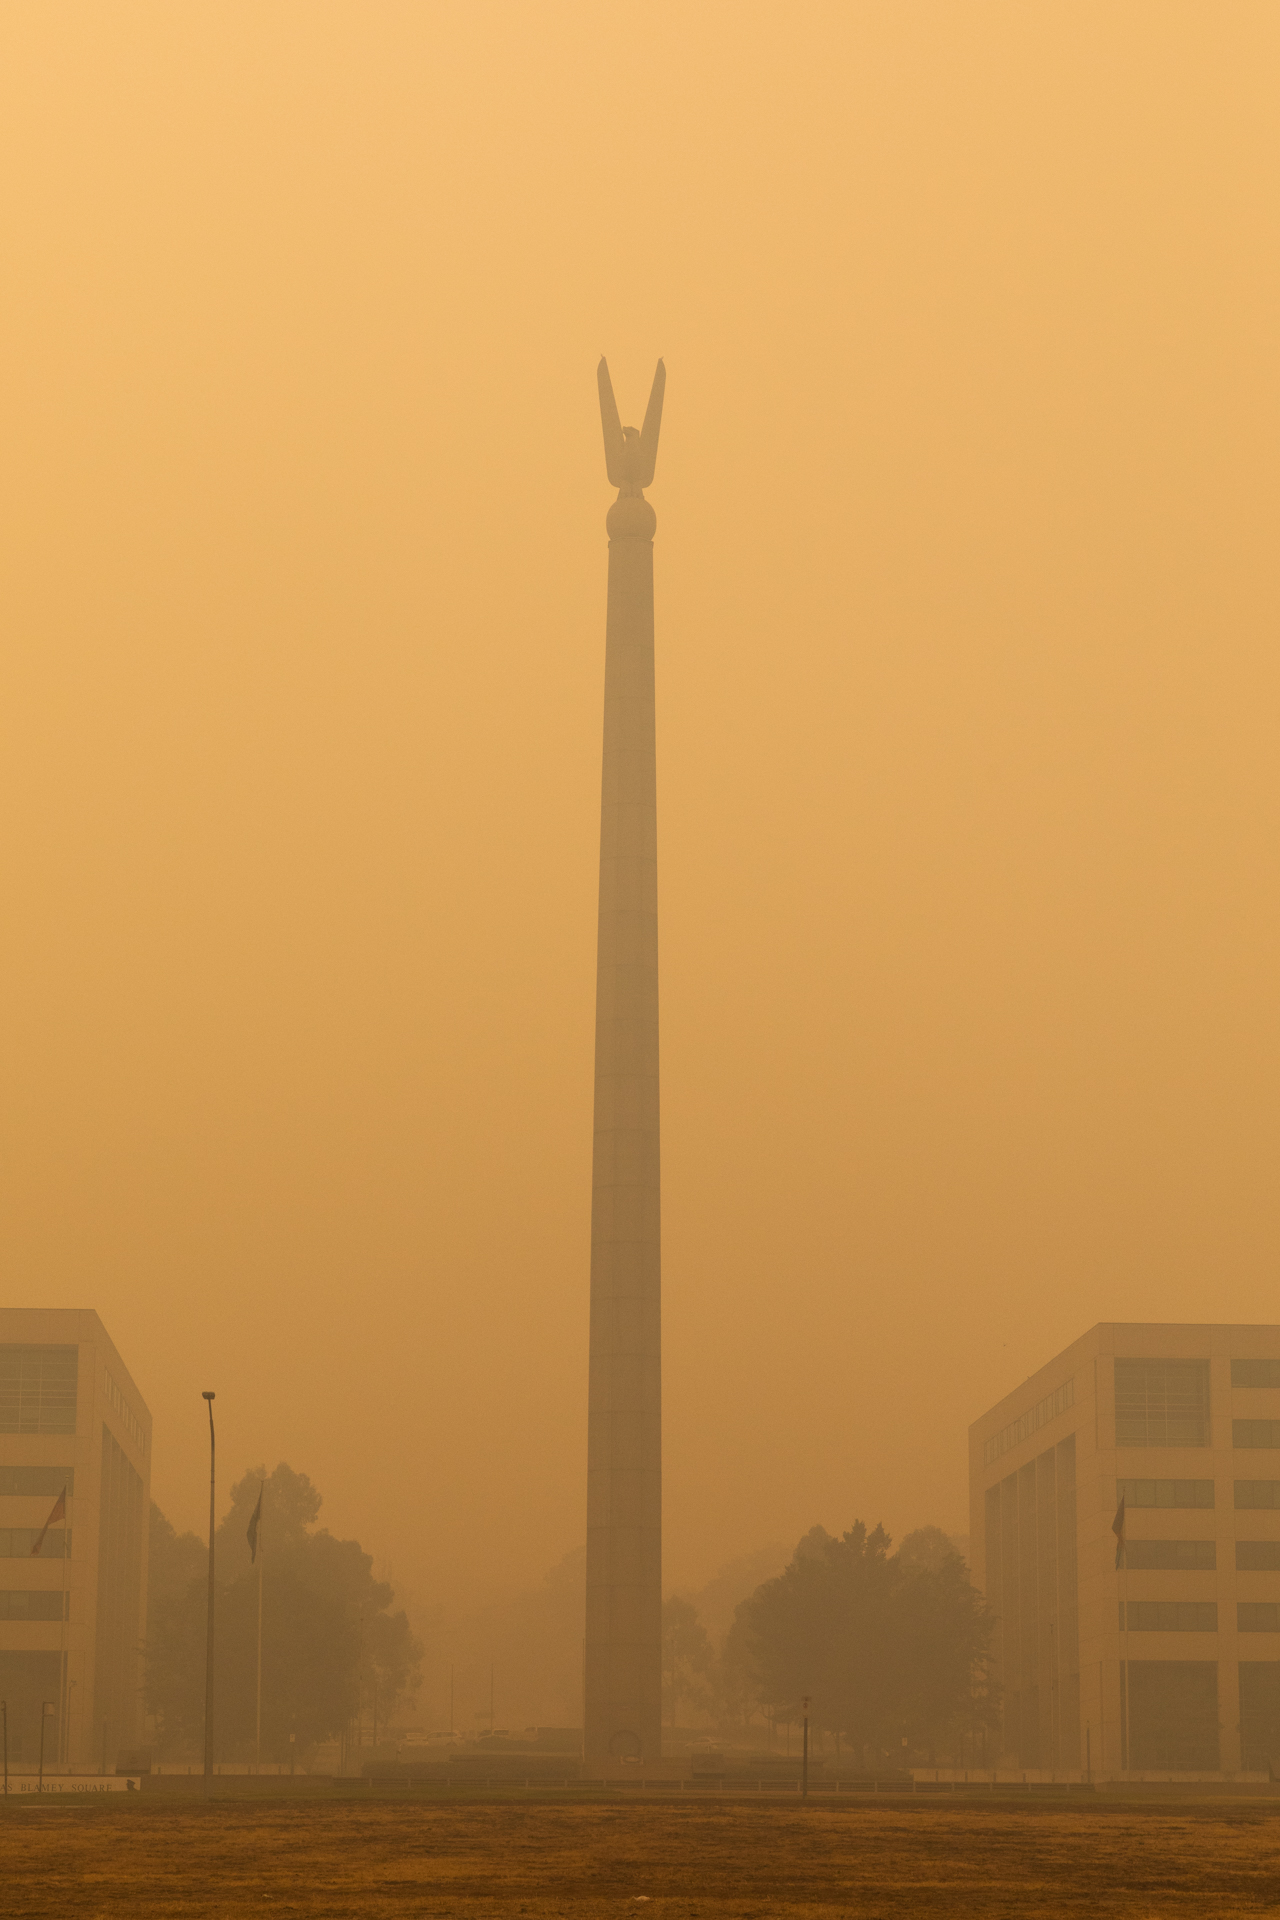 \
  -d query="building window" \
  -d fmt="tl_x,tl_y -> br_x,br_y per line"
1124,1662 -> 1219,1772
1233,1360 -> 1280,1389
1239,1604 -> 1280,1633
1237,1483 -> 1280,1508
1124,1540 -> 1216,1571
104,1370 -> 147,1456
1114,1359 -> 1209,1447
1117,1479 -> 1214,1509
1240,1664 -> 1280,1769
0,1590 -> 67,1620
1237,1542 -> 1280,1571
1234,1421 -> 1280,1450
1120,1601 -> 1218,1632
982,1378 -> 1074,1467
0,1529 -> 68,1558
0,1467 -> 74,1497
0,1346 -> 78,1435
